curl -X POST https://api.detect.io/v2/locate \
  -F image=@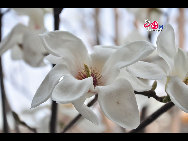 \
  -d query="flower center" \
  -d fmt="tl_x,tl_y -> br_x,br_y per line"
76,64 -> 102,87
183,77 -> 188,85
